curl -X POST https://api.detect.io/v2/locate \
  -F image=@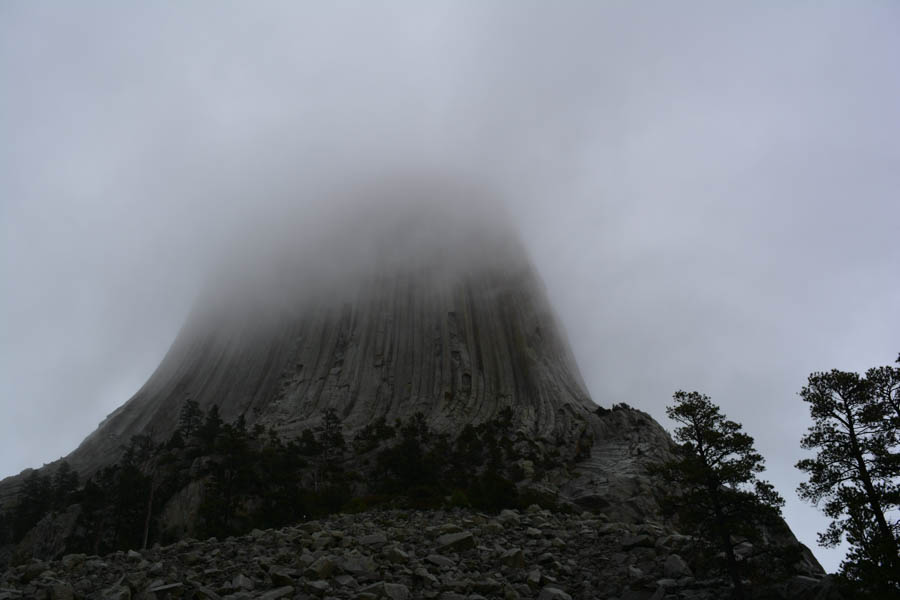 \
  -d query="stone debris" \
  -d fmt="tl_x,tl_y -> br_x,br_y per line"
0,508 -> 835,600
662,554 -> 691,579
